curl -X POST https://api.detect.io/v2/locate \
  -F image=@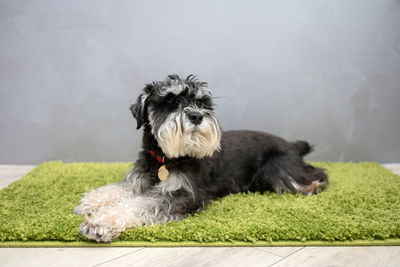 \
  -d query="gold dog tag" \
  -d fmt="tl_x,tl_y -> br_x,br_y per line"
158,165 -> 169,181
